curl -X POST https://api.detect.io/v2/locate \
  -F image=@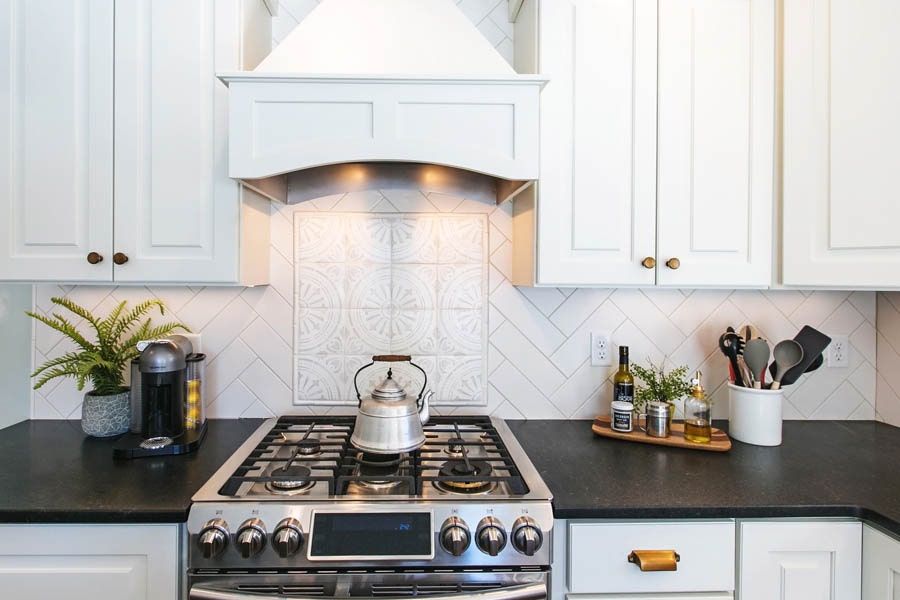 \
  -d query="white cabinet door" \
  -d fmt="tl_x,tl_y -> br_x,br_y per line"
783,0 -> 900,288
525,0 -> 657,287
656,0 -> 774,287
114,0 -> 252,283
0,524 -> 179,600
0,0 -> 114,281
739,520 -> 861,600
514,0 -> 774,288
863,525 -> 900,600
